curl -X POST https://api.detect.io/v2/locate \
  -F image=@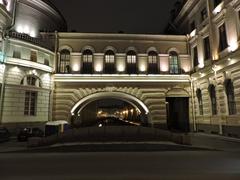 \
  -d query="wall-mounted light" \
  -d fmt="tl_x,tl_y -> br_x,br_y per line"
190,29 -> 196,38
213,3 -> 224,15
228,42 -> 239,52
